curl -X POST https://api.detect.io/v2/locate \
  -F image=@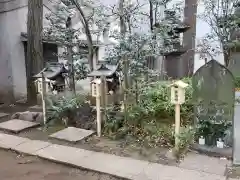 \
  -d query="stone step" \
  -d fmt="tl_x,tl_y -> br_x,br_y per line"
49,127 -> 95,143
0,119 -> 40,134
0,113 -> 10,123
